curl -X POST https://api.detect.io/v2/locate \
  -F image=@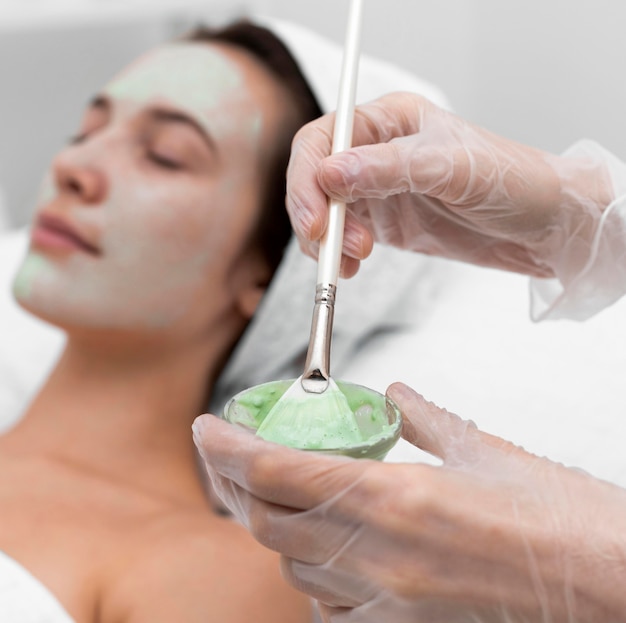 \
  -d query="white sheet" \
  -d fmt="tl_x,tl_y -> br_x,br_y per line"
354,259 -> 626,488
0,550 -> 75,623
